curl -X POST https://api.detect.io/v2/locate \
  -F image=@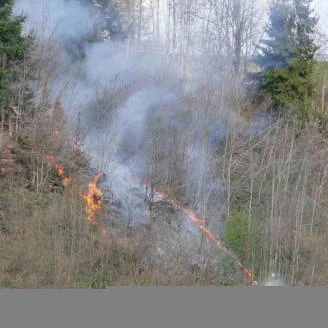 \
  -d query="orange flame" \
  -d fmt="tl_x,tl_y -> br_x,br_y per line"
55,164 -> 72,187
81,172 -> 104,226
45,151 -> 104,228
147,185 -> 254,284
45,154 -> 72,187
46,128 -> 105,232
46,126 -> 71,187
56,166 -> 64,176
